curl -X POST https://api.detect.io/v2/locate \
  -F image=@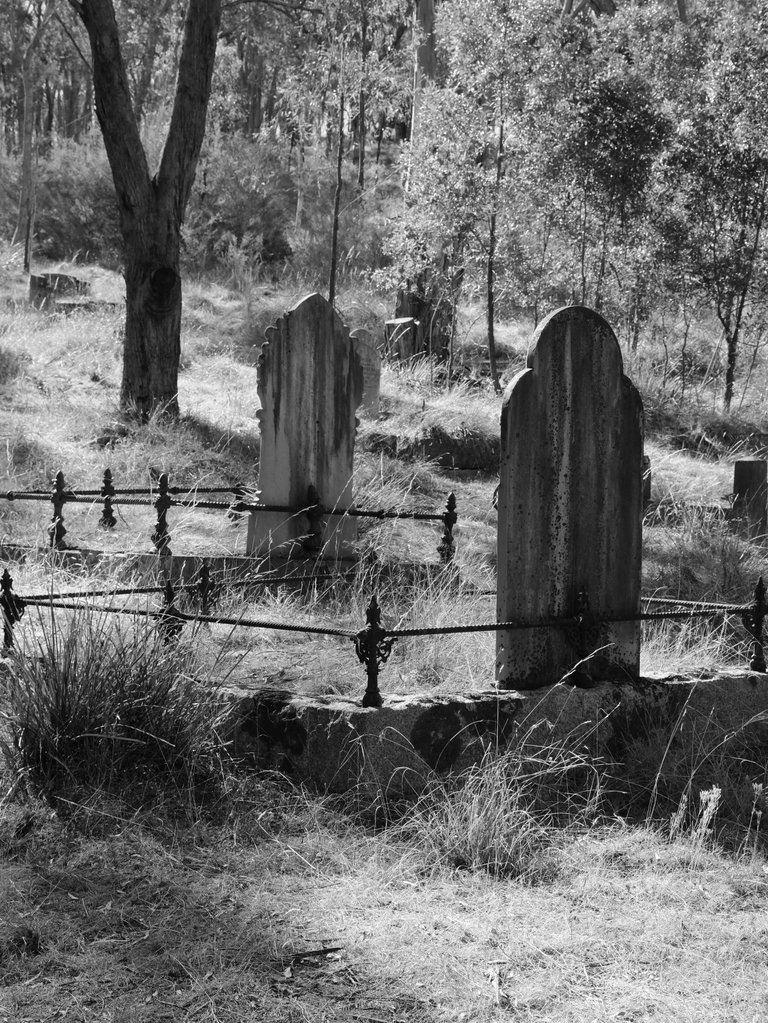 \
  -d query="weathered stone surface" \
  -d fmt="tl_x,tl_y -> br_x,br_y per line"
733,459 -> 768,541
248,293 -> 364,560
497,305 -> 644,689
224,670 -> 768,794
29,273 -> 90,310
350,329 -> 381,417
384,316 -> 422,362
